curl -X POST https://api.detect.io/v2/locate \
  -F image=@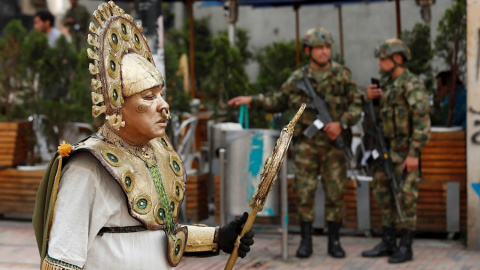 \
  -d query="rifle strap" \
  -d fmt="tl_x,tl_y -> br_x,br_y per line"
300,66 -> 319,102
